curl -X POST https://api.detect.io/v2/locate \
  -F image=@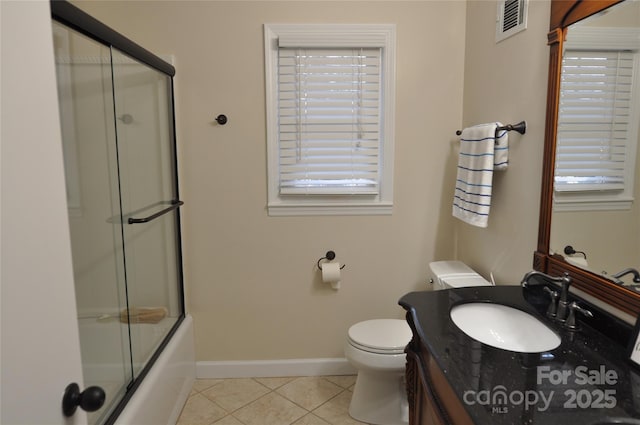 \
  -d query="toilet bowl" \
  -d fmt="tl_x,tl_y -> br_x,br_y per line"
344,319 -> 411,425
344,261 -> 491,425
